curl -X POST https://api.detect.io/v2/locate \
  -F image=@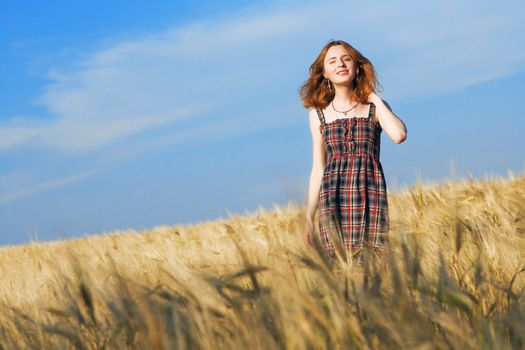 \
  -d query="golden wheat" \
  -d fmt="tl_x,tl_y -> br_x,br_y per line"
0,171 -> 524,349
